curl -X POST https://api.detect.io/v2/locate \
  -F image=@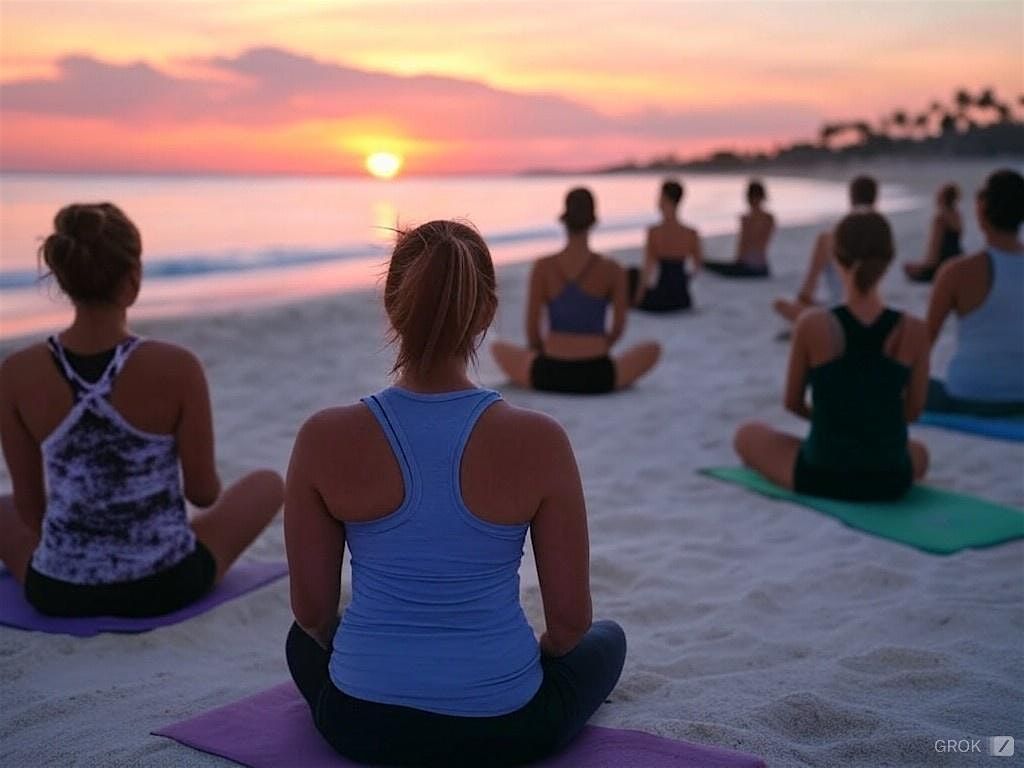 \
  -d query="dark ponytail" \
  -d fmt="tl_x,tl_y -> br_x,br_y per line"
40,203 -> 141,304
384,220 -> 497,378
834,212 -> 894,294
